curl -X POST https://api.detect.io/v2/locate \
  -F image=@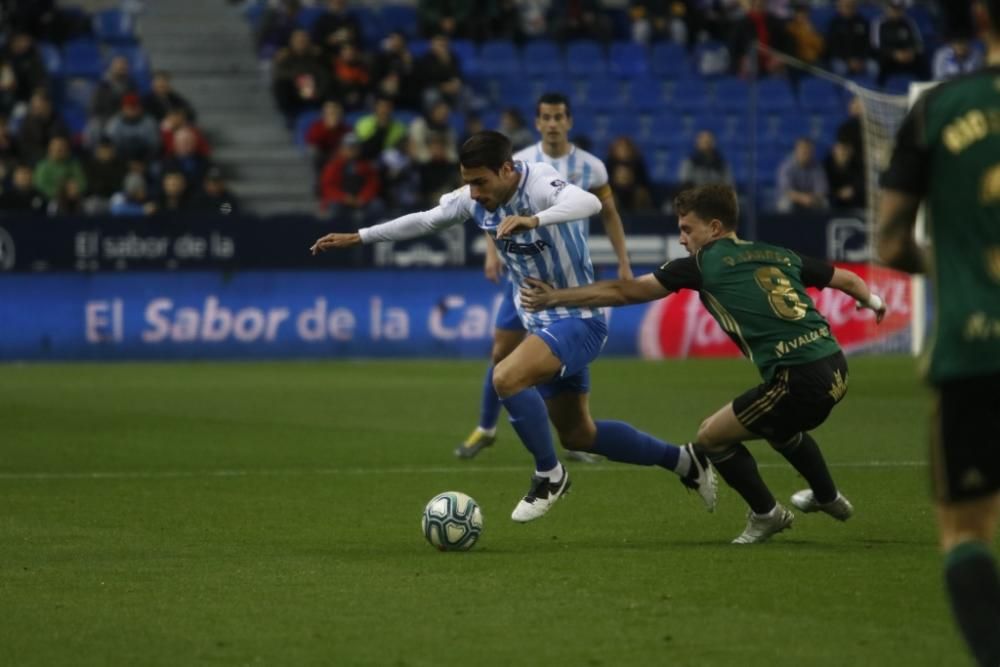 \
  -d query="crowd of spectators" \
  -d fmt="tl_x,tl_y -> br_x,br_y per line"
0,1 -> 238,218
257,0 -> 965,219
